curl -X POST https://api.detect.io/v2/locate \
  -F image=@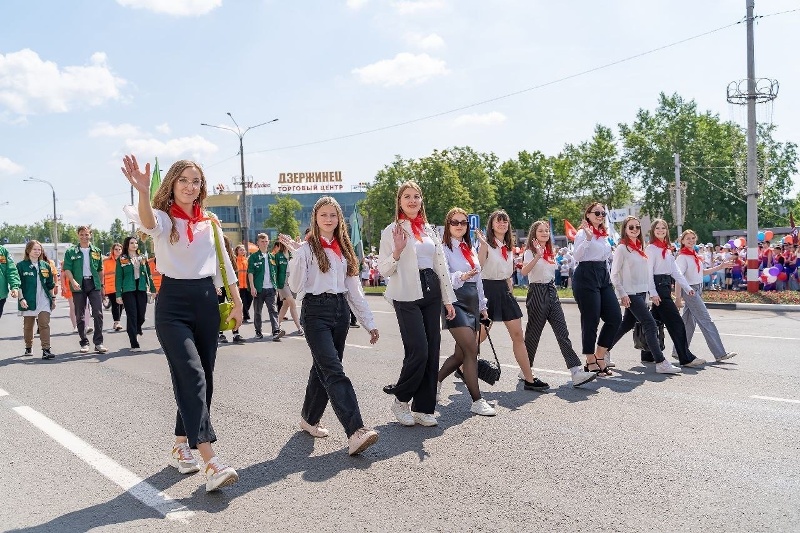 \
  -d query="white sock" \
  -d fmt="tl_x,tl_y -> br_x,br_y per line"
569,365 -> 584,376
